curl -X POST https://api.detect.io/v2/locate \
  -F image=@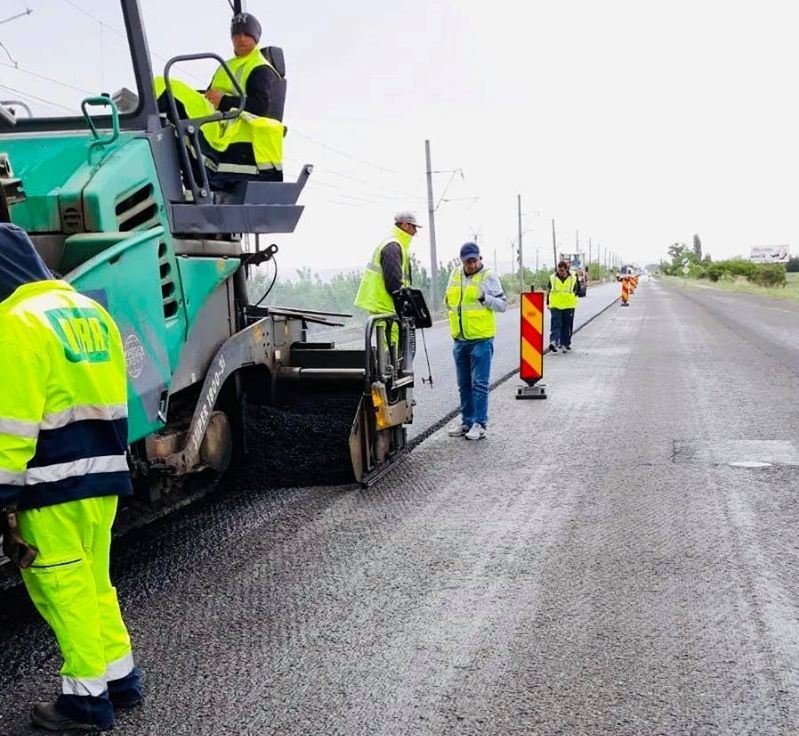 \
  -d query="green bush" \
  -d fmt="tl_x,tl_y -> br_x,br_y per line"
706,263 -> 725,282
748,264 -> 787,287
723,258 -> 758,278
786,257 -> 799,273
